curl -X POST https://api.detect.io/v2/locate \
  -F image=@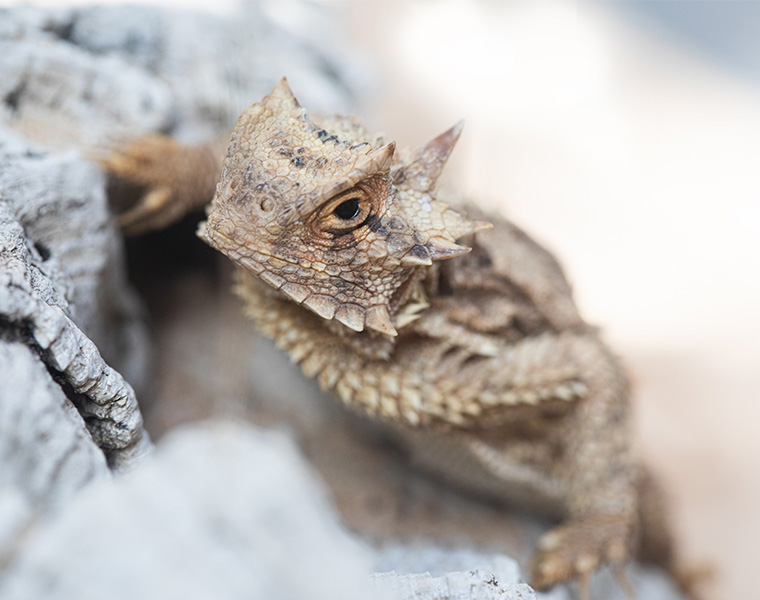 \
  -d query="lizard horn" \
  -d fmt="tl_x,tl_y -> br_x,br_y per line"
406,120 -> 464,191
263,76 -> 300,109
443,208 -> 493,239
426,236 -> 471,261
354,141 -> 396,176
